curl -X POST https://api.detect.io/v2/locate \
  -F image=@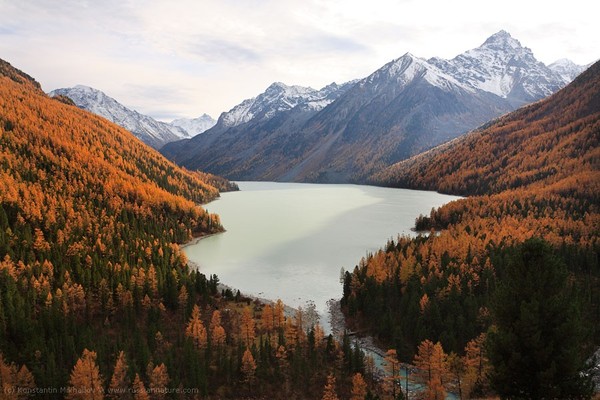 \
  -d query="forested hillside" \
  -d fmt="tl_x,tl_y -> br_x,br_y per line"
0,59 -> 363,399
343,62 -> 599,398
